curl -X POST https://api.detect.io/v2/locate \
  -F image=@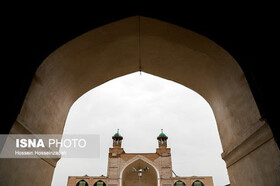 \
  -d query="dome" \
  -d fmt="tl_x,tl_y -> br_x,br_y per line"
158,132 -> 167,137
112,129 -> 123,140
114,132 -> 120,137
157,129 -> 168,140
